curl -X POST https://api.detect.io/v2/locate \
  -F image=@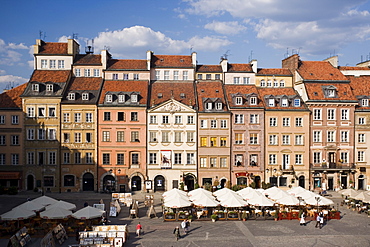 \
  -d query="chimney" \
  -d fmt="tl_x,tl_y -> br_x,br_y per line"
147,50 -> 153,70
324,56 -> 338,68
220,59 -> 228,73
101,50 -> 109,70
191,52 -> 197,68
282,54 -> 300,72
68,39 -> 80,57
250,59 -> 257,73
